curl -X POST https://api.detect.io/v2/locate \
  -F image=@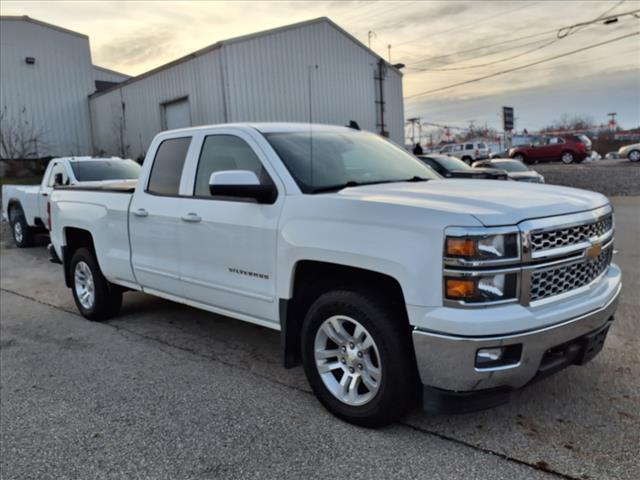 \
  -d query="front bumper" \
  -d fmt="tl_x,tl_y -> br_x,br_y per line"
412,273 -> 621,393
